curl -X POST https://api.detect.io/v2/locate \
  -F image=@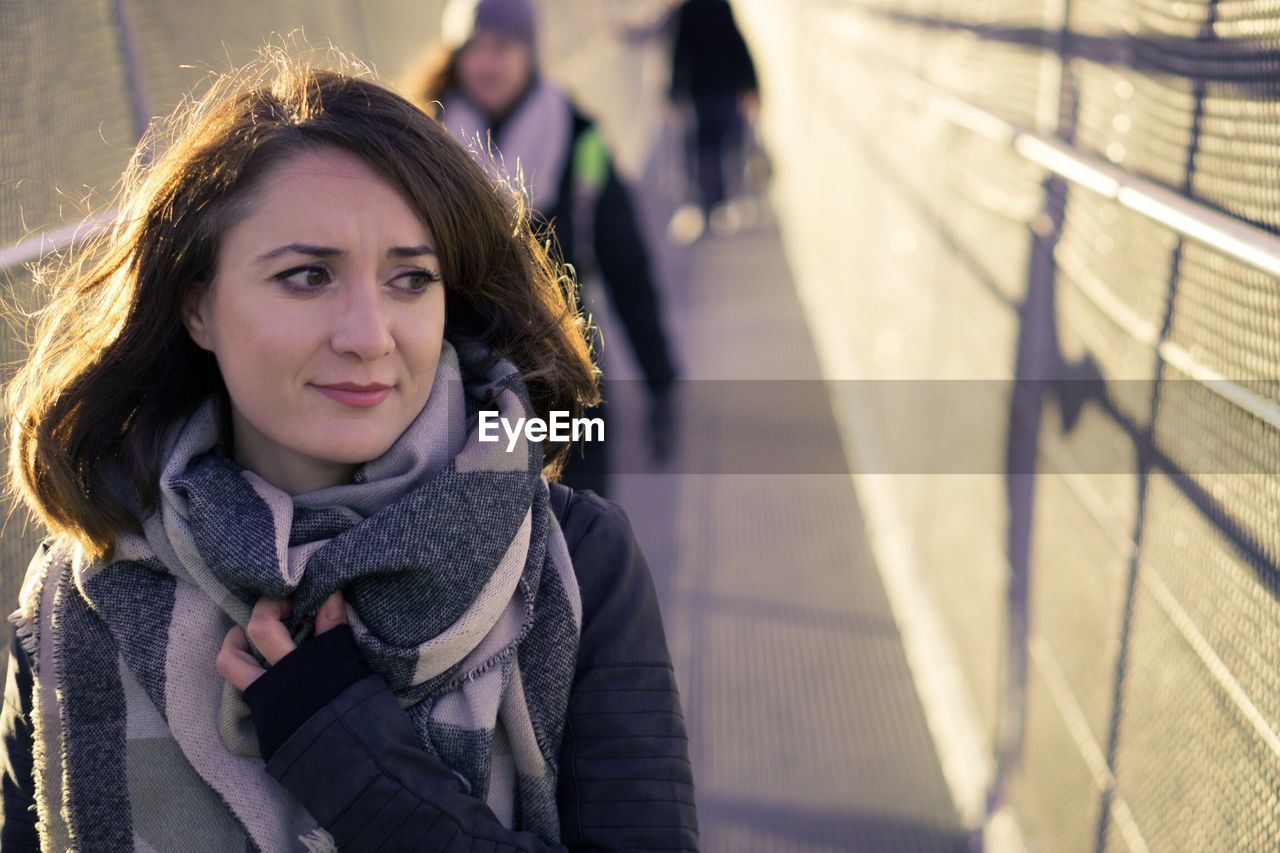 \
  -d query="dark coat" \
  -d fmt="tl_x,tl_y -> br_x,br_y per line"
669,0 -> 758,100
448,87 -> 676,395
0,485 -> 699,851
542,105 -> 677,395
